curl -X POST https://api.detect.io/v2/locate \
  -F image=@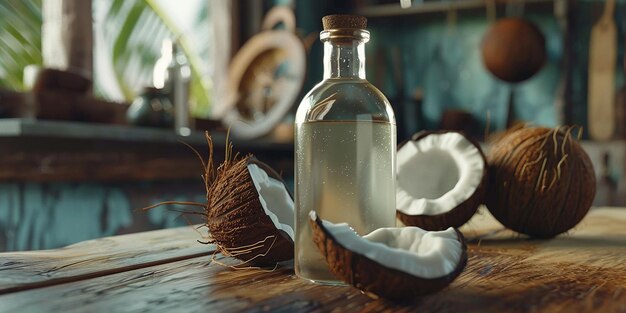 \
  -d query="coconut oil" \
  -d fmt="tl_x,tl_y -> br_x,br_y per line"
294,15 -> 396,284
